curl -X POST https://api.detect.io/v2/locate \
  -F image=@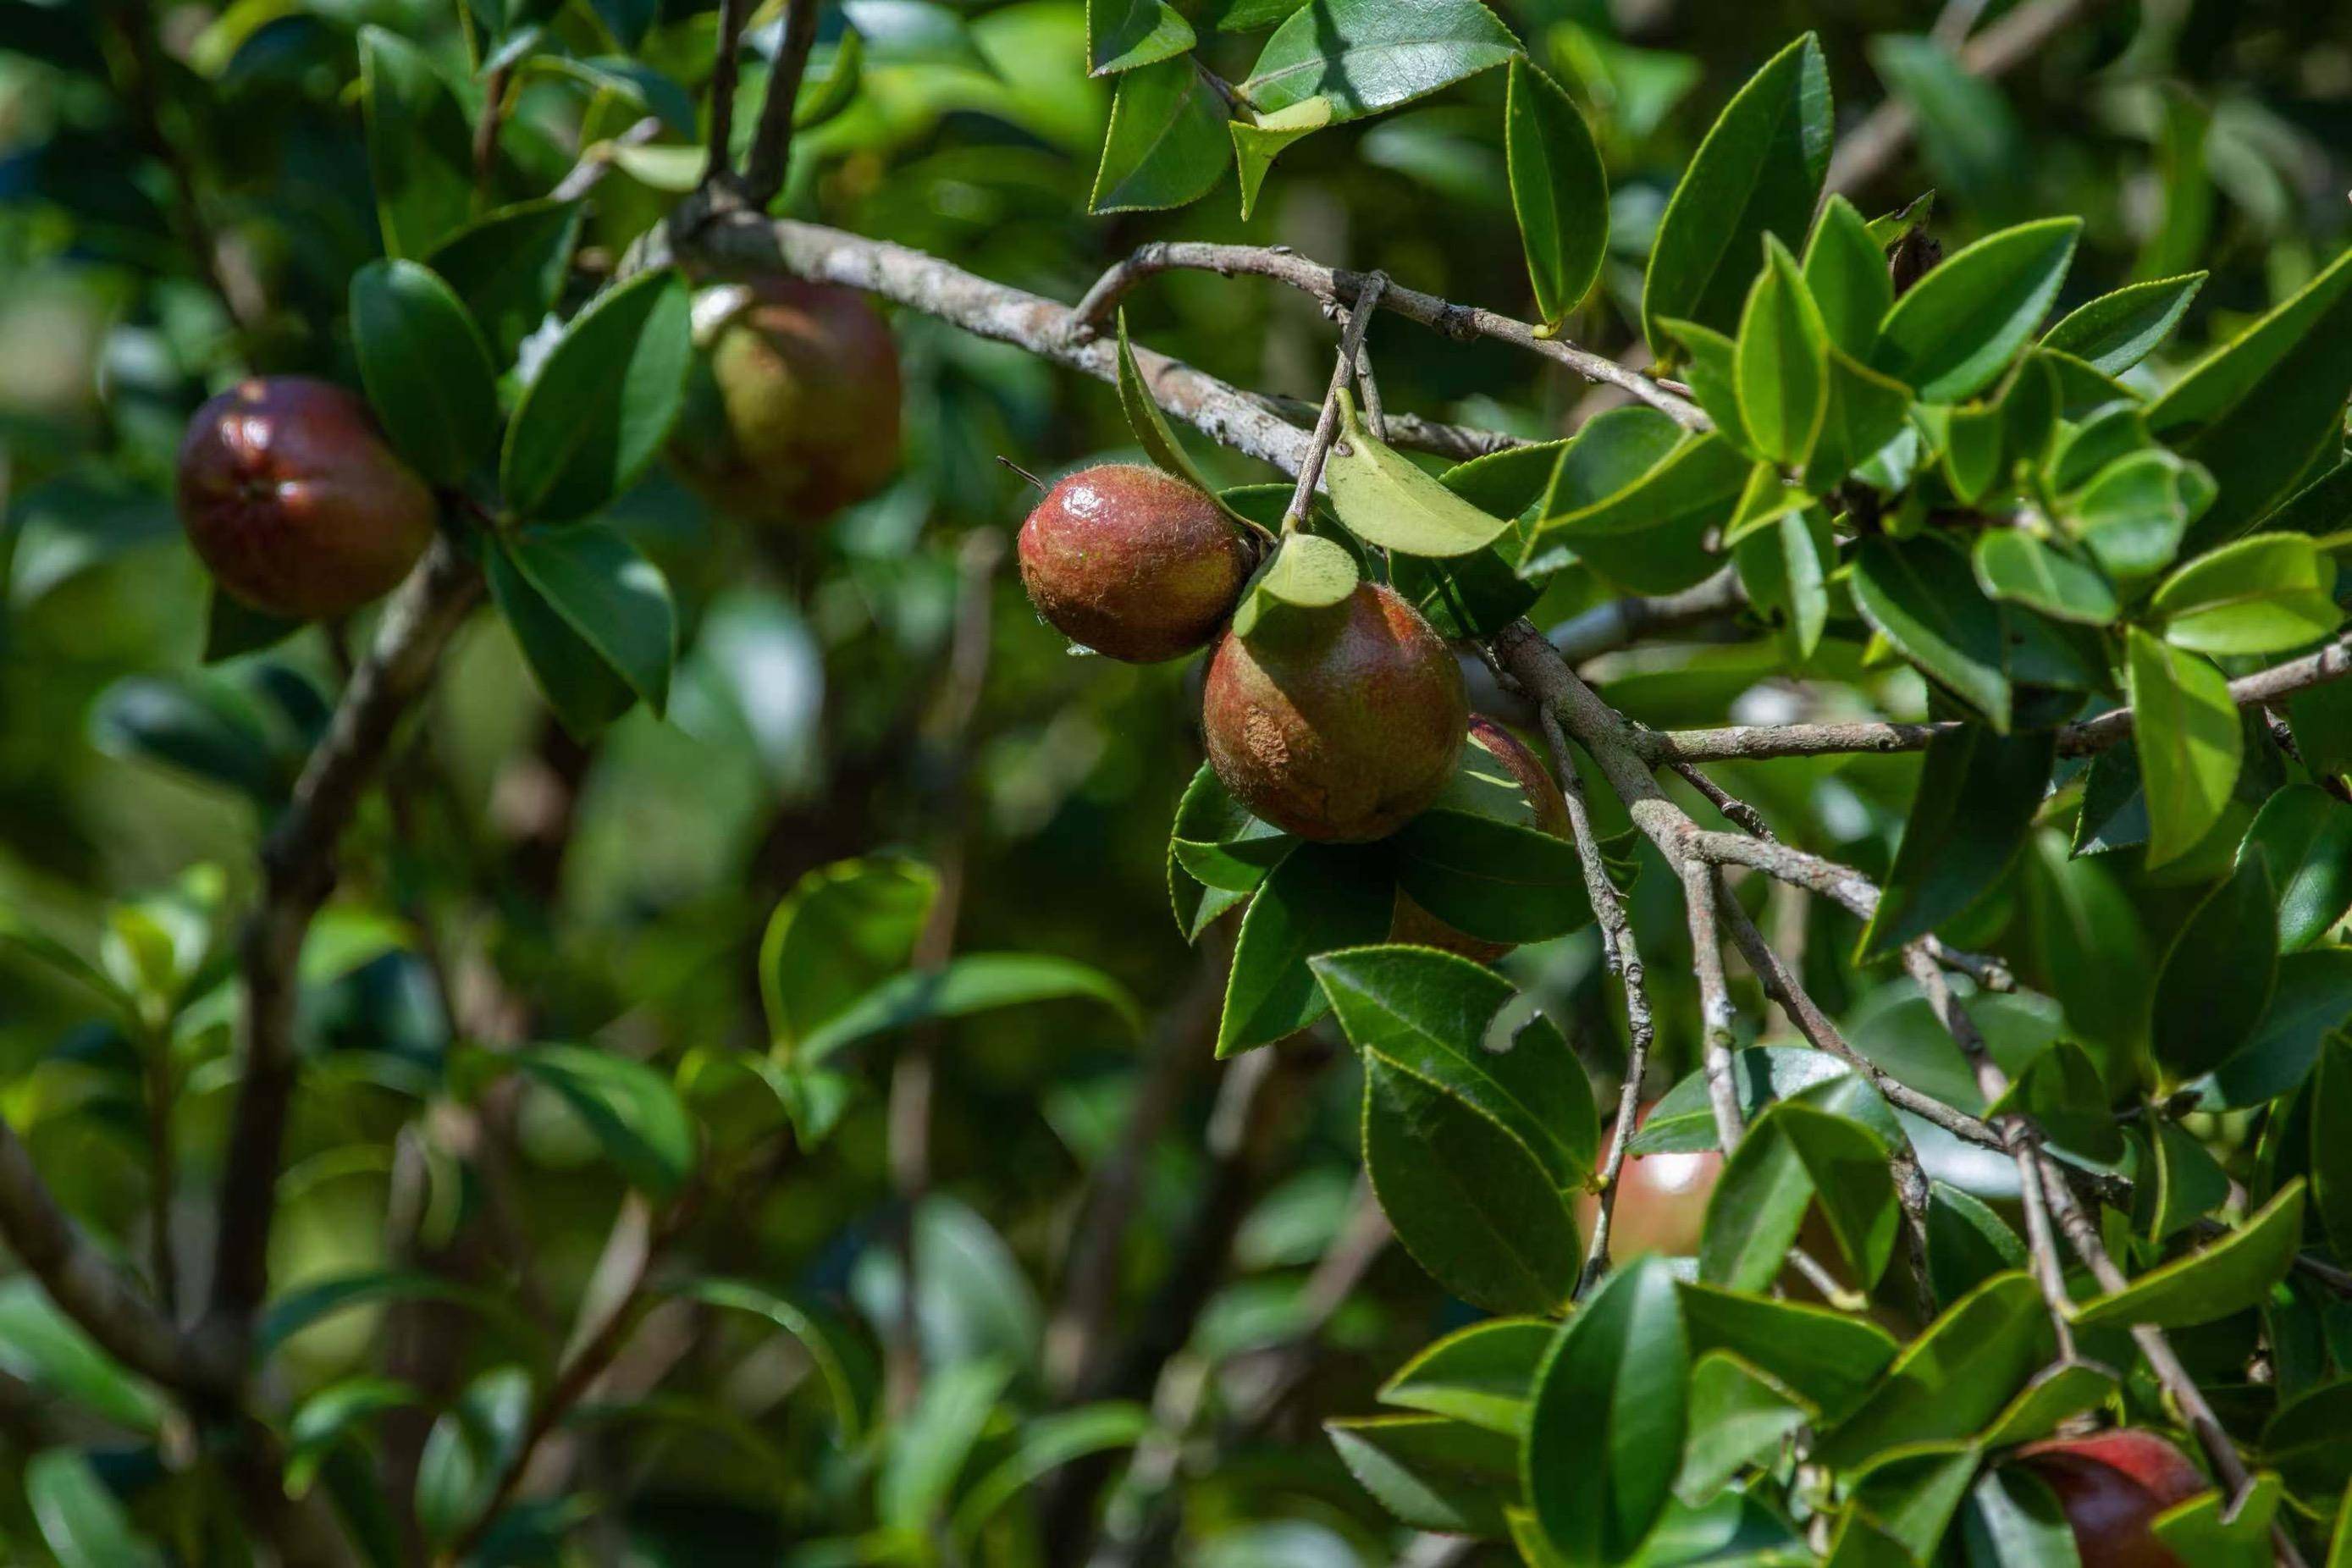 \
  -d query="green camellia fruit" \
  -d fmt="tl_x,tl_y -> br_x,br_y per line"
671,278 -> 902,527
1202,582 -> 1466,842
1018,463 -> 1256,663
2009,1431 -> 2207,1568
1389,715 -> 1571,960
175,376 -> 437,620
